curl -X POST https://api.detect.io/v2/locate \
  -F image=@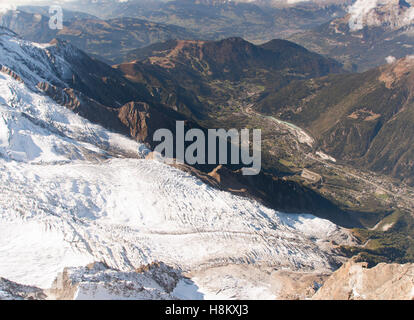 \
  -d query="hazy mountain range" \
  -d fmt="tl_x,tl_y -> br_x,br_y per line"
289,0 -> 414,70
